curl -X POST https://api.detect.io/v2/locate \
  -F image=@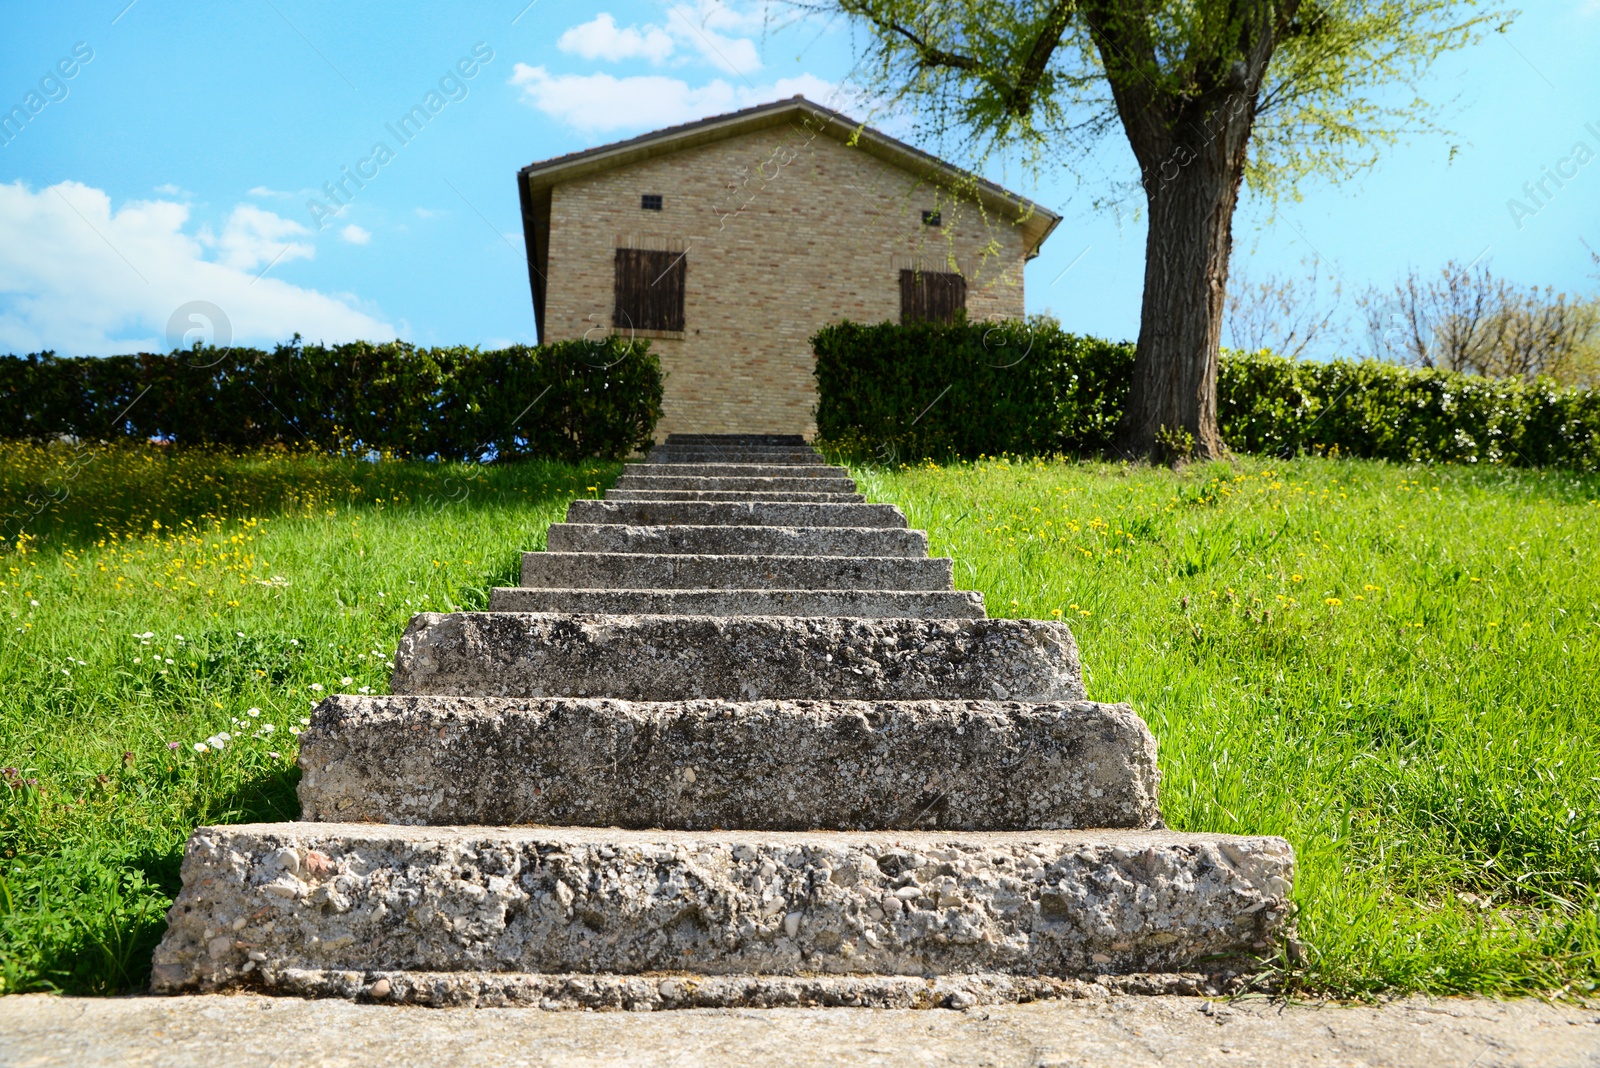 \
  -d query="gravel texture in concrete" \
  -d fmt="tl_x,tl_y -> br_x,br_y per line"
486,587 -> 986,618
149,825 -> 1291,994
6,993 -> 1594,1068
517,552 -> 955,591
544,523 -> 929,557
390,613 -> 1084,701
296,696 -> 1160,829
